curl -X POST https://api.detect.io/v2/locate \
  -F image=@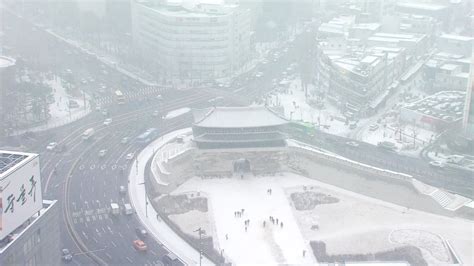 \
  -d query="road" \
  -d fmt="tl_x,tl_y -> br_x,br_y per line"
2,5 -> 472,266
